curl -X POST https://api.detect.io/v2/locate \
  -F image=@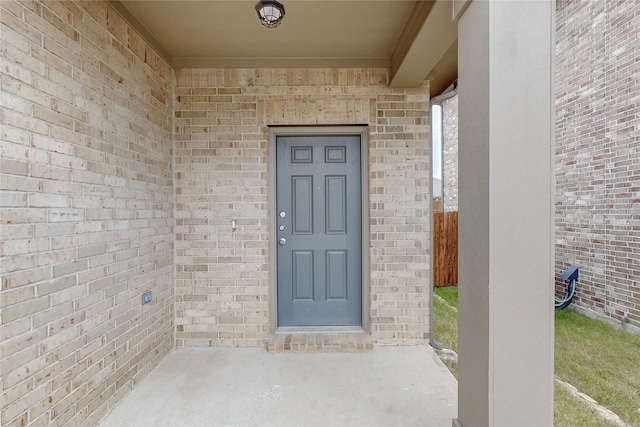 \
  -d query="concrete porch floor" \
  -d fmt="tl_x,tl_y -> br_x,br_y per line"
98,345 -> 458,427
